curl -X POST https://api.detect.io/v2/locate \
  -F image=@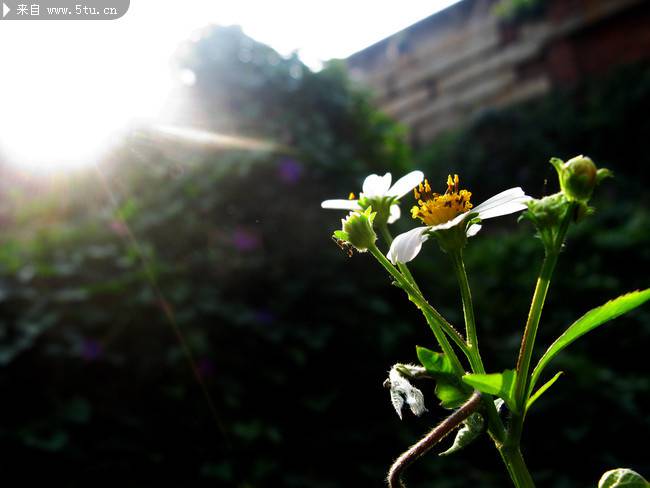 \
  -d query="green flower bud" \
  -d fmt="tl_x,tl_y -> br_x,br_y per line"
519,193 -> 570,251
520,193 -> 568,230
550,155 -> 611,202
333,207 -> 377,252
